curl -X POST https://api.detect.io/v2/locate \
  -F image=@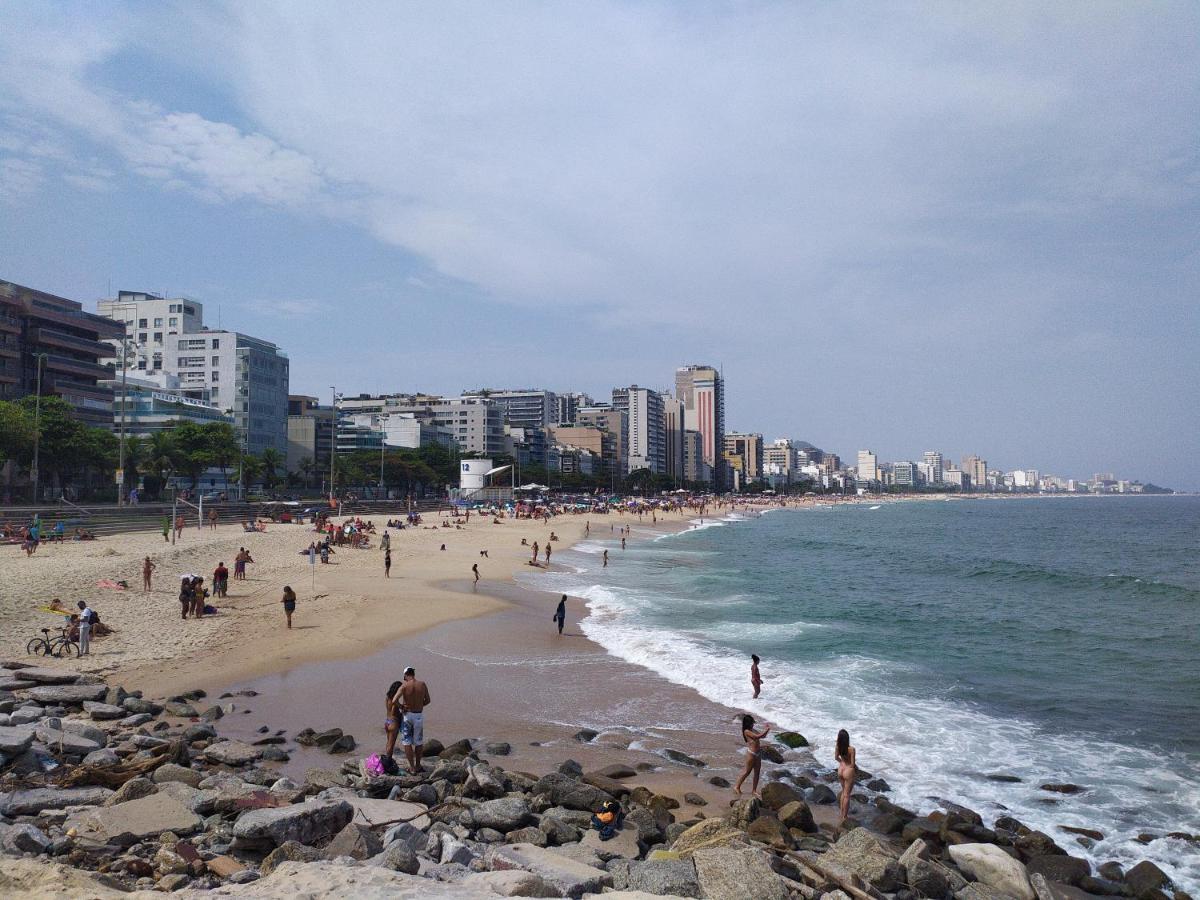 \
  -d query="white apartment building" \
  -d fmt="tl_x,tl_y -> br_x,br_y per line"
856,450 -> 879,483
922,450 -> 944,484
612,386 -> 666,475
338,394 -> 504,456
98,291 -> 289,456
